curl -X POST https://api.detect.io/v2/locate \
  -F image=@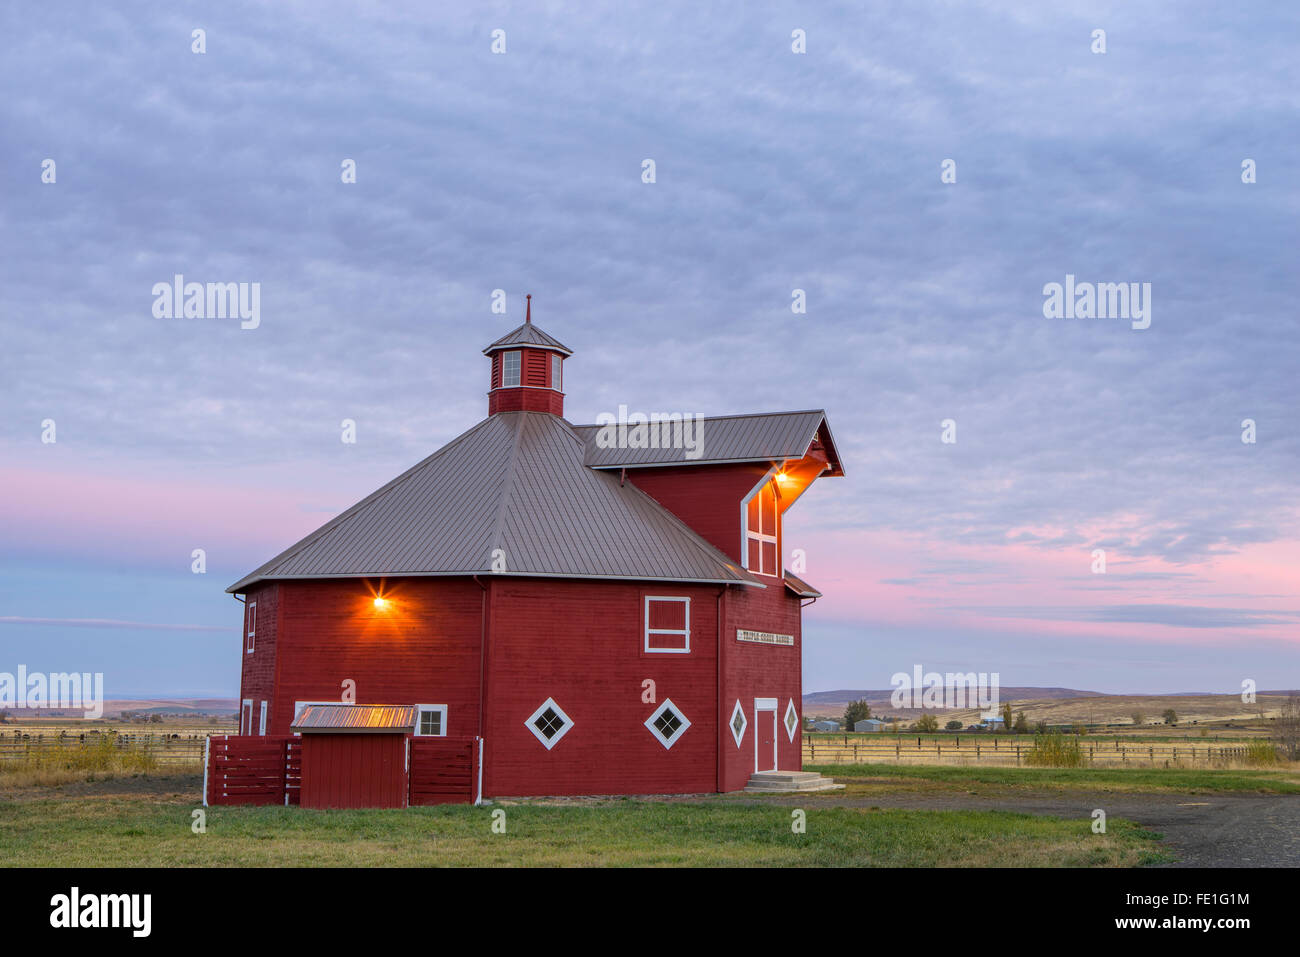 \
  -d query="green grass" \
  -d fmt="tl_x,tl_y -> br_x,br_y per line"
0,791 -> 1168,867
807,762 -> 1300,794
